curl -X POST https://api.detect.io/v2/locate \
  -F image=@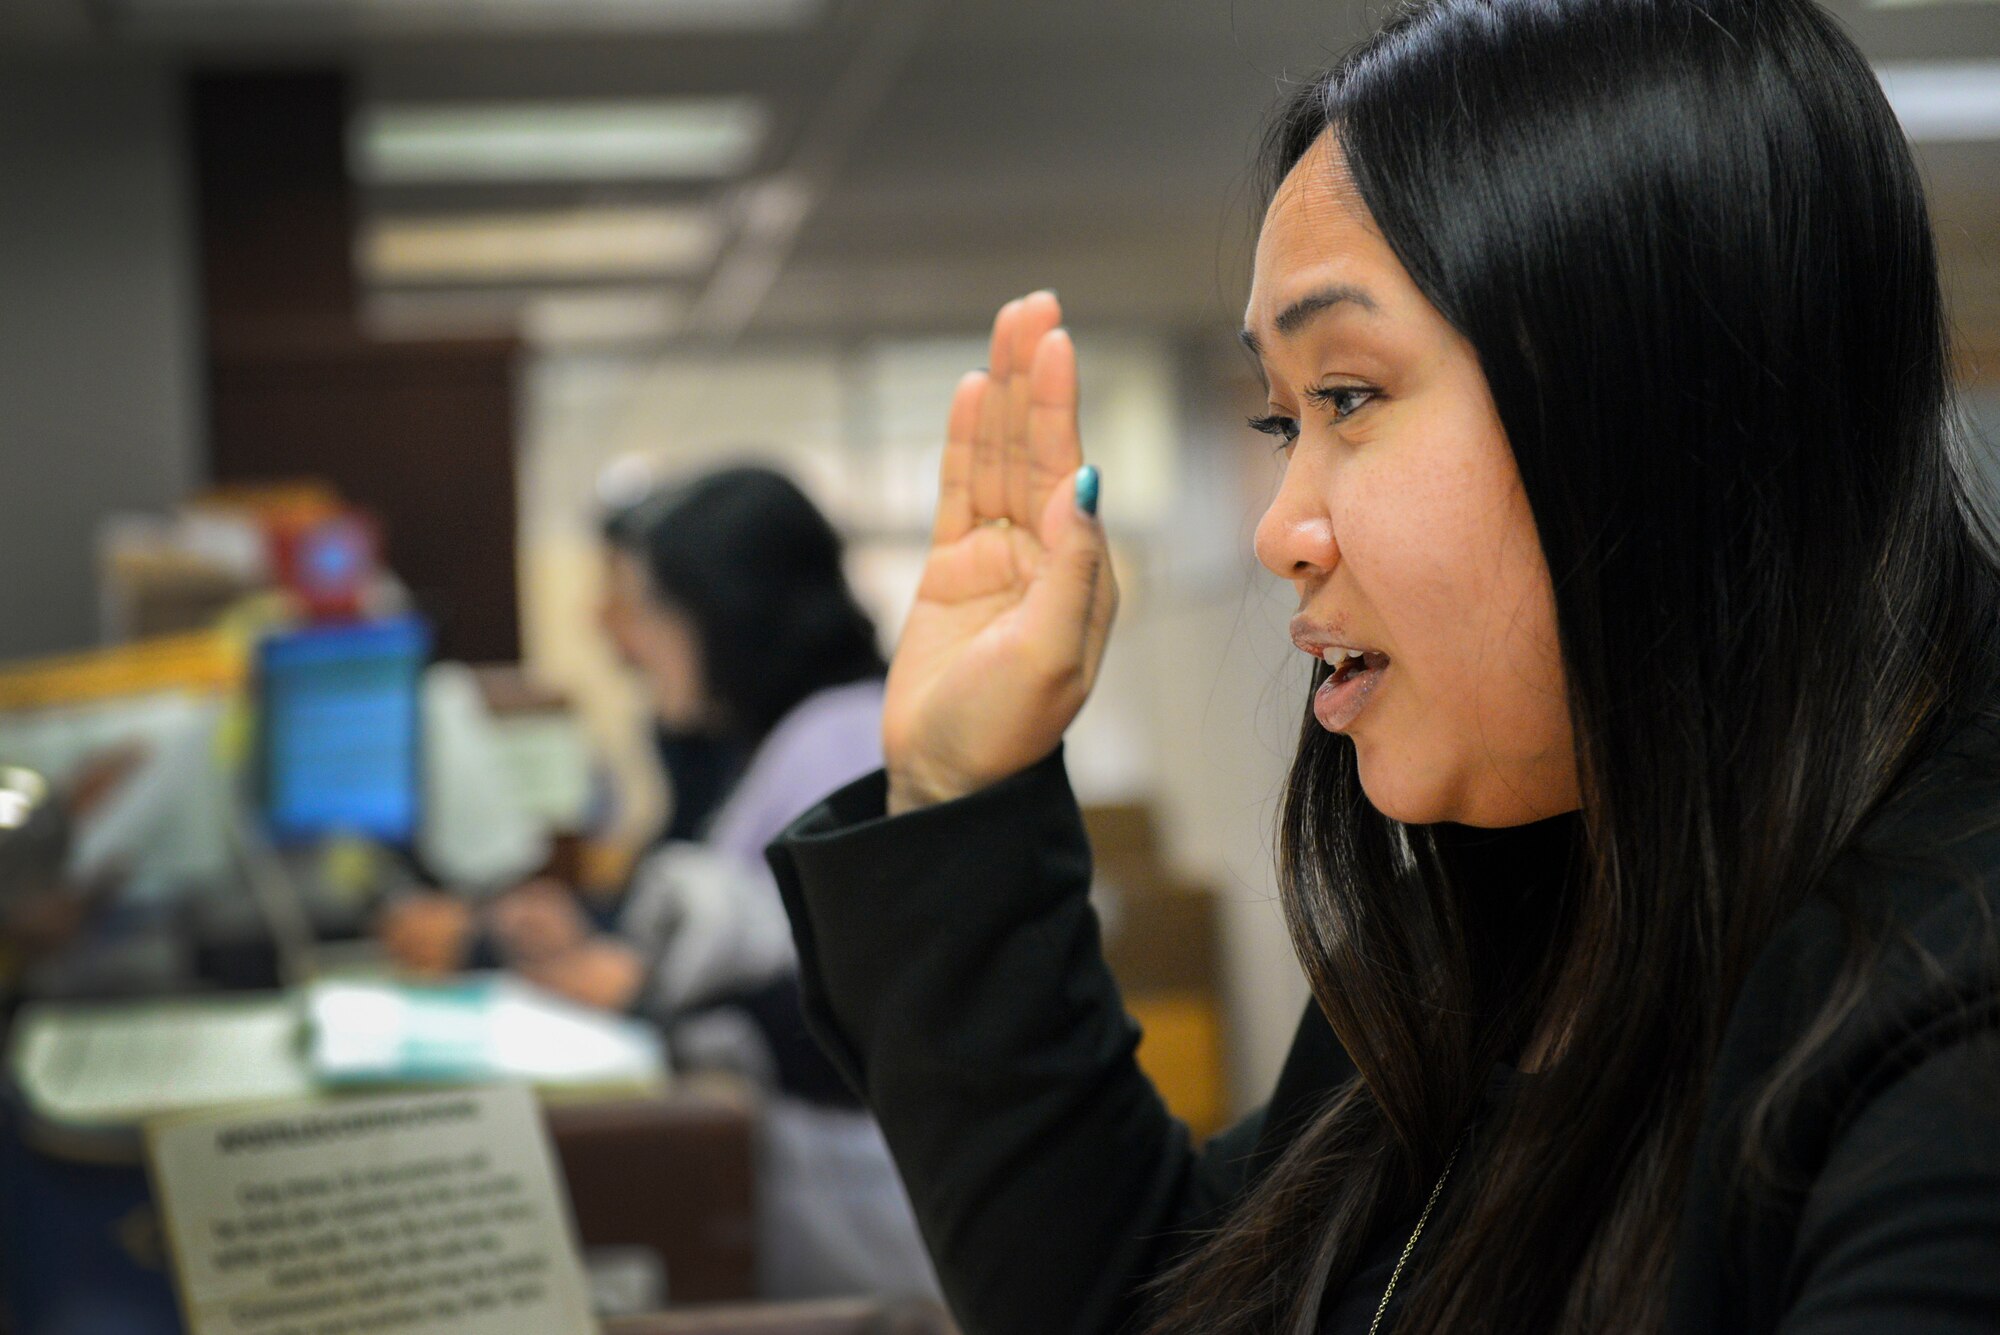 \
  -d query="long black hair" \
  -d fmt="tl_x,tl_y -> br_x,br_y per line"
1148,1 -> 2000,1331
604,465 -> 887,745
